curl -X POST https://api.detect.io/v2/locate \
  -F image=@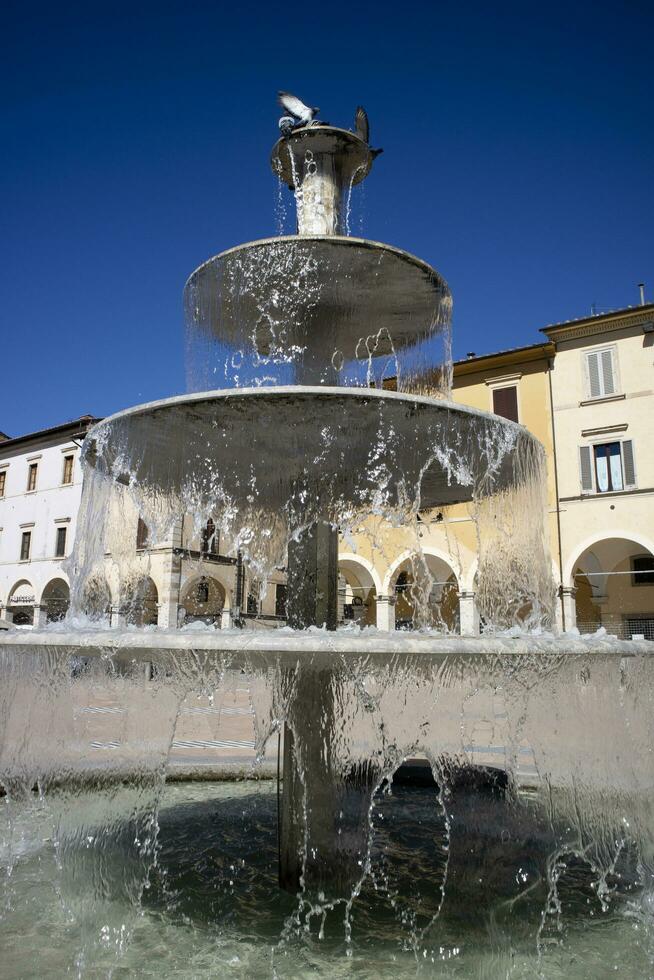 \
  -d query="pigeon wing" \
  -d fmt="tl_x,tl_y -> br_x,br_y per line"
278,91 -> 311,119
355,106 -> 369,143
